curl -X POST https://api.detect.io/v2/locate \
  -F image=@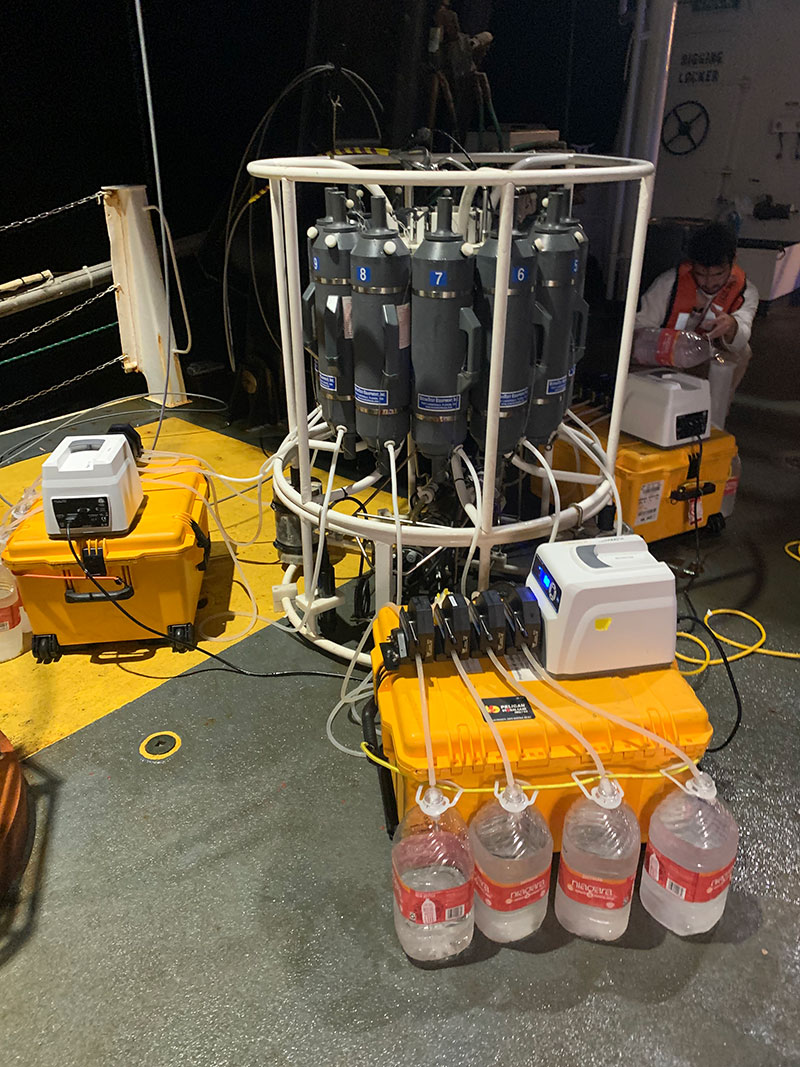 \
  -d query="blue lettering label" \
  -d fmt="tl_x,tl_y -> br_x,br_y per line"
417,393 -> 461,412
571,257 -> 579,274
312,256 -> 320,271
500,388 -> 529,409
513,266 -> 529,283
355,266 -> 371,283
319,371 -> 337,391
429,269 -> 448,287
546,376 -> 567,395
355,383 -> 388,407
